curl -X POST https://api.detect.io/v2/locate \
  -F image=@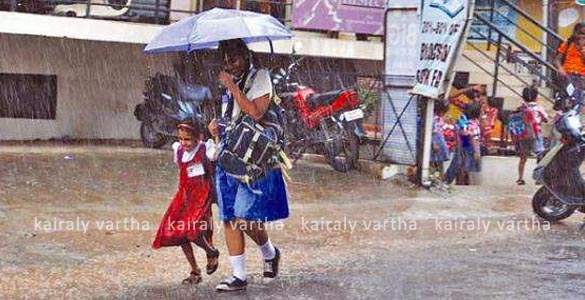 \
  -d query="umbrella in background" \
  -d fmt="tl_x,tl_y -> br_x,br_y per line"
143,8 -> 293,54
